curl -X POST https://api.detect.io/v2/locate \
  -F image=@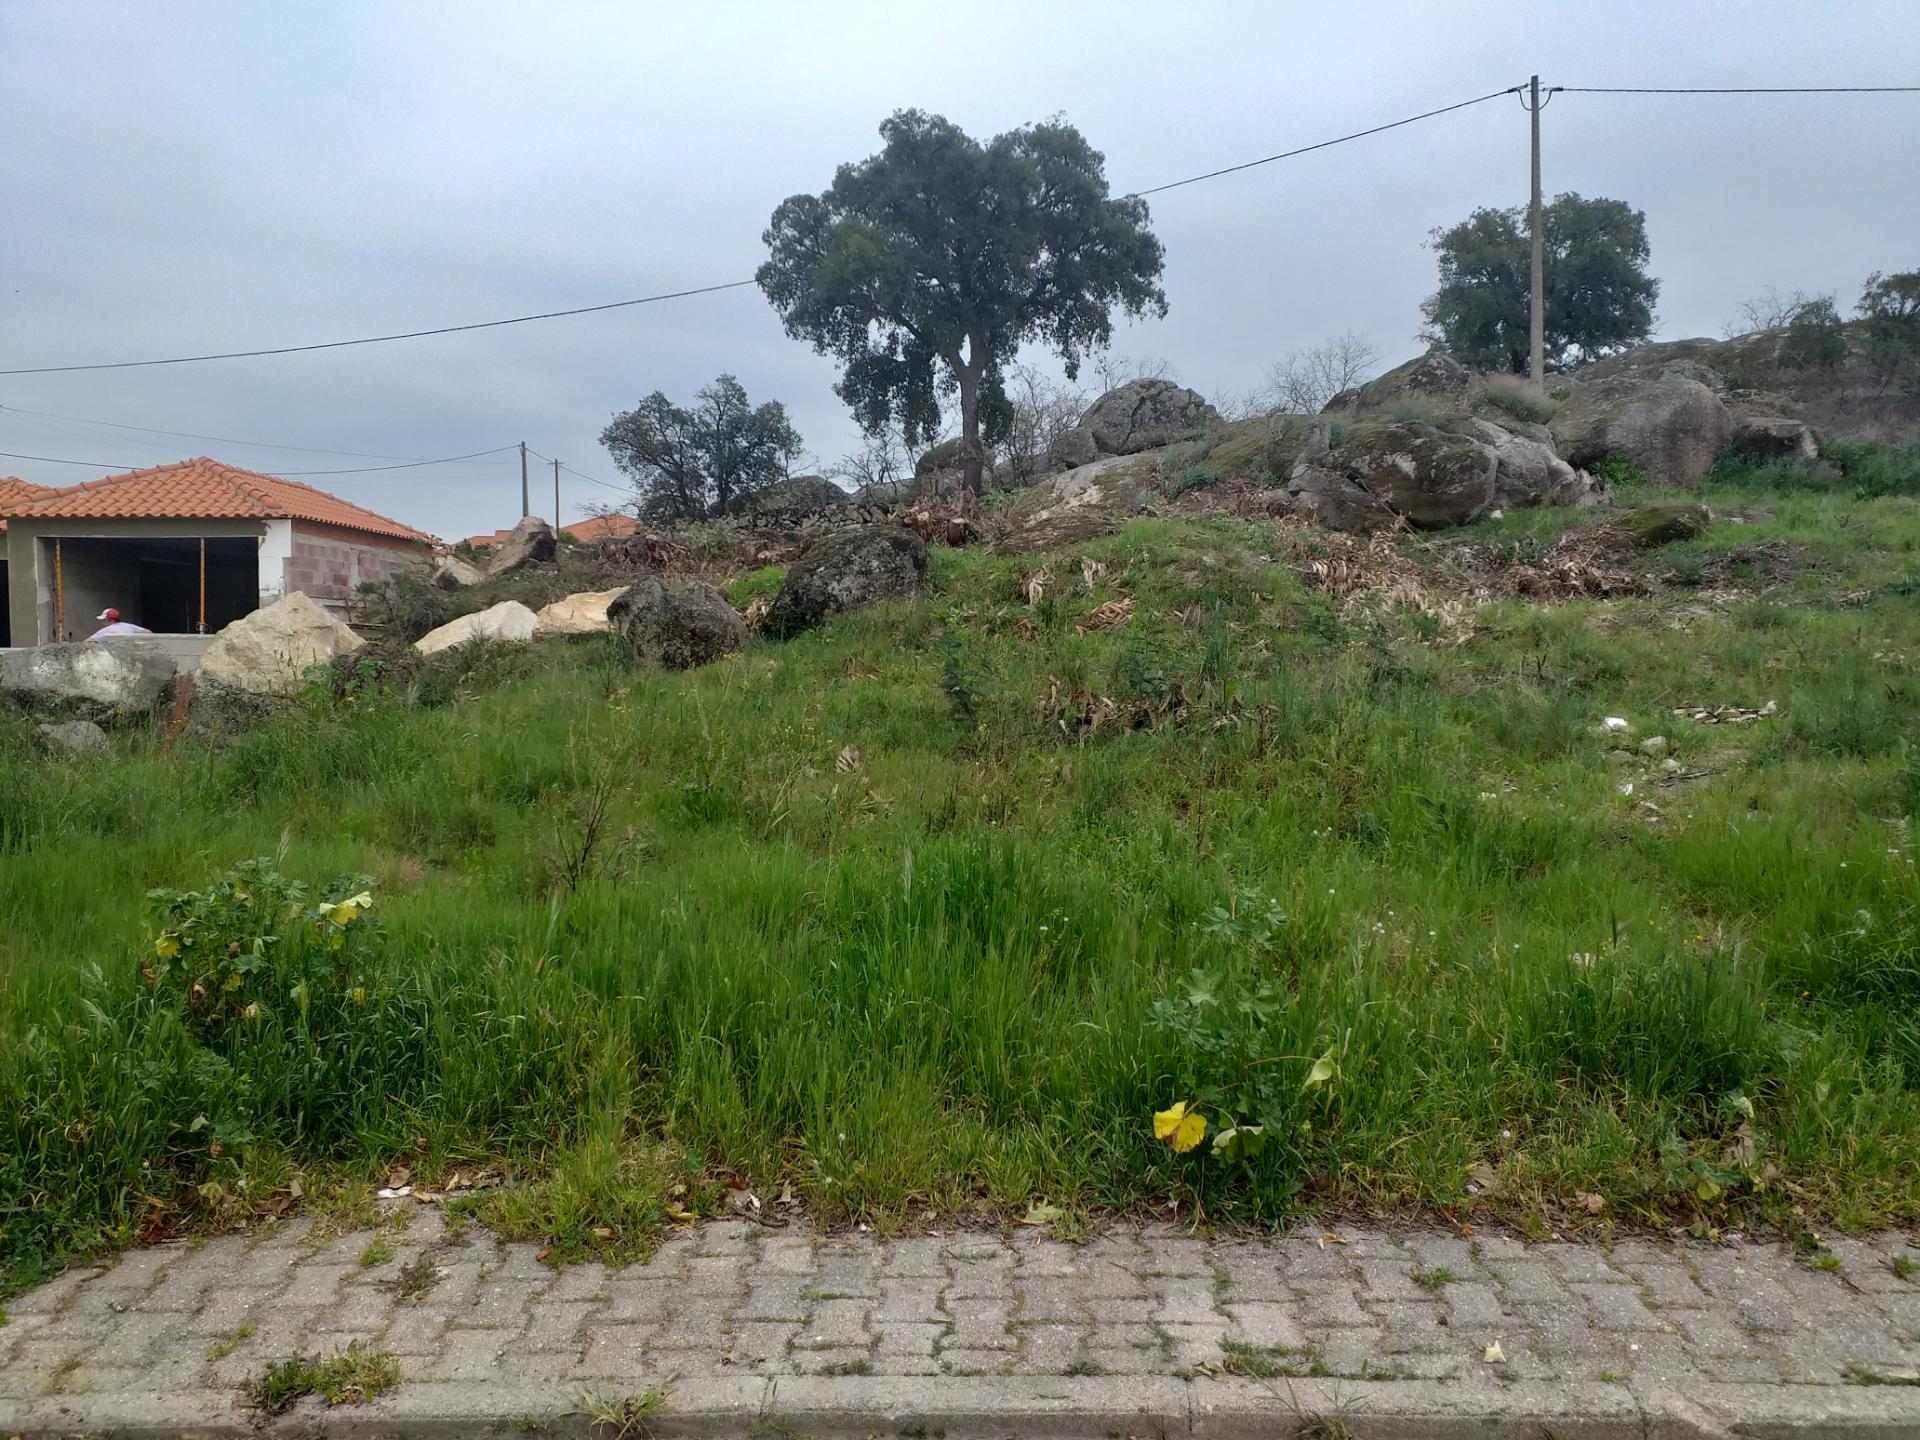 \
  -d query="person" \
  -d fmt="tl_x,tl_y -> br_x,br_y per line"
86,607 -> 153,641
